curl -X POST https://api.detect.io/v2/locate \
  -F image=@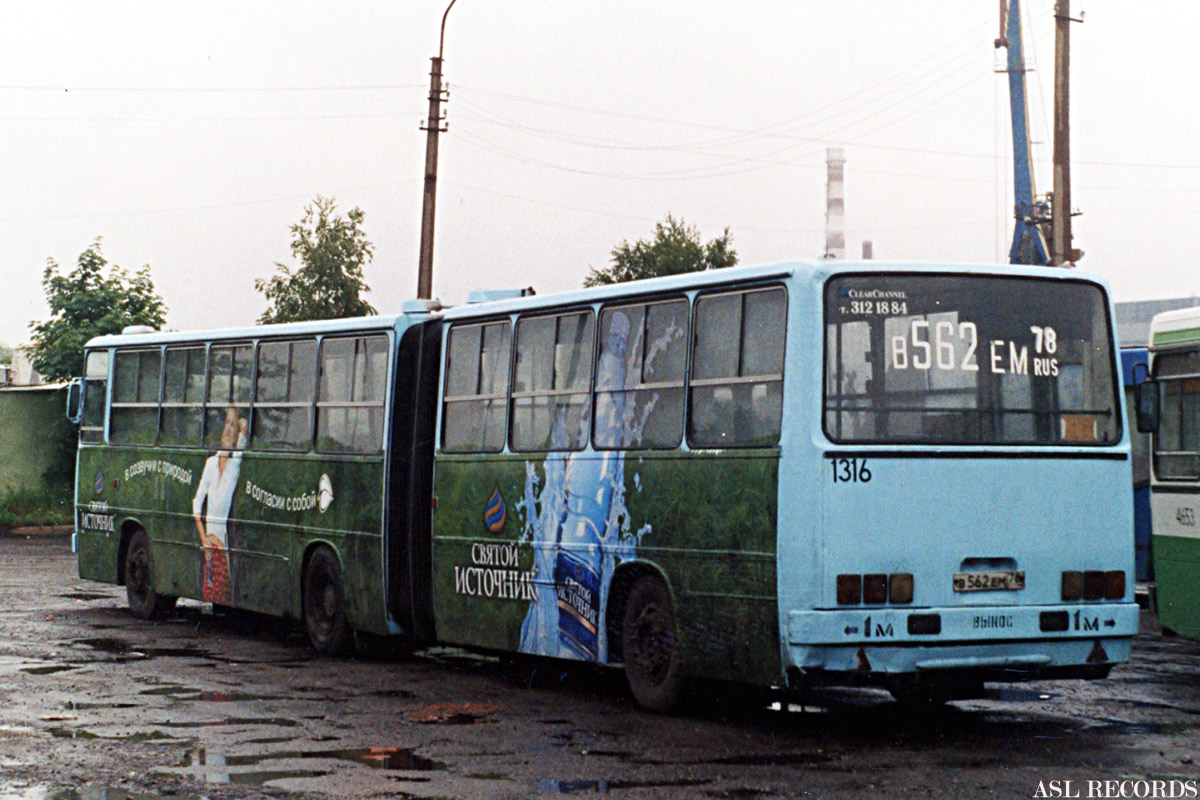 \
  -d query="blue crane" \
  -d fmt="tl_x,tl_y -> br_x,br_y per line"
996,0 -> 1052,265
